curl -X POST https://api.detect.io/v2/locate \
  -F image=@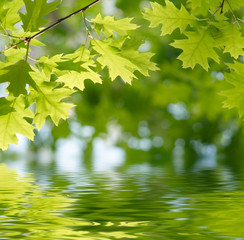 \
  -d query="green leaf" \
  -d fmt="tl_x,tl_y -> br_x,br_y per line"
0,60 -> 37,96
143,1 -> 197,36
221,62 -> 244,118
38,54 -> 64,76
57,61 -> 102,91
91,39 -> 138,84
215,23 -> 244,59
0,97 -> 12,116
187,0 -> 243,15
54,47 -> 102,90
226,0 -> 244,11
64,46 -> 90,63
0,95 -> 35,151
120,50 -> 159,77
0,0 -> 23,30
20,0 -> 60,32
91,13 -> 138,37
187,0 -> 220,16
29,70 -> 75,130
170,30 -> 219,70
12,29 -> 46,47
3,48 -> 26,63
